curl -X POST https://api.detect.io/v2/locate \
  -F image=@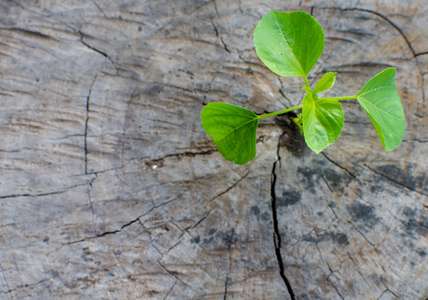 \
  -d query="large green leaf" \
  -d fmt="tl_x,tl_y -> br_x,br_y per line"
314,72 -> 337,93
201,103 -> 258,165
254,10 -> 325,77
356,68 -> 405,151
302,93 -> 344,154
